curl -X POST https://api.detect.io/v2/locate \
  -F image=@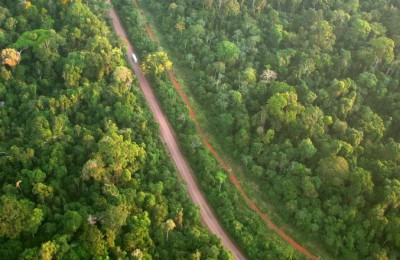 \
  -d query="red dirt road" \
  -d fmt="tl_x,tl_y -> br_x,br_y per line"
131,1 -> 319,259
108,6 -> 247,260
